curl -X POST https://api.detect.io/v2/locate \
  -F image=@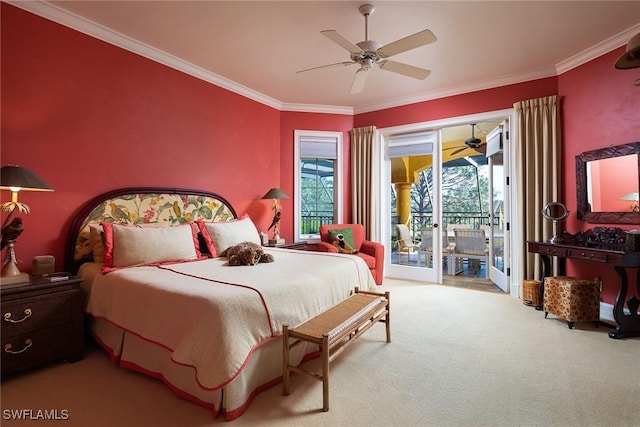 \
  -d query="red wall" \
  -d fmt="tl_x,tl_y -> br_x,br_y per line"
559,47 -> 640,301
1,4 -> 283,270
354,78 -> 558,128
2,3 -> 639,306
